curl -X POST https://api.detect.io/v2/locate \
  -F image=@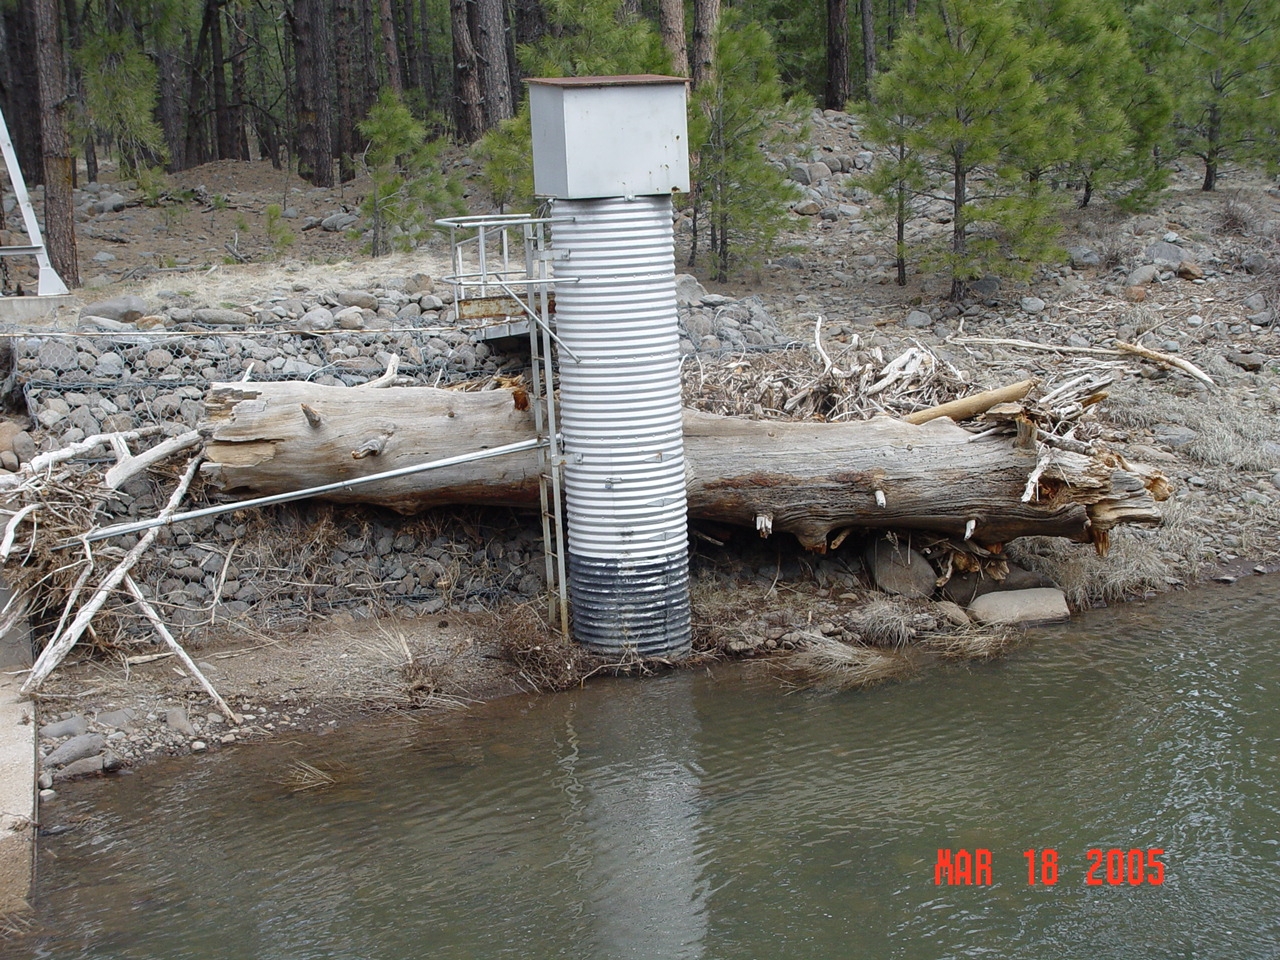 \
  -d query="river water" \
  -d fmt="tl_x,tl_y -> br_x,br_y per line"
12,579 -> 1280,959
